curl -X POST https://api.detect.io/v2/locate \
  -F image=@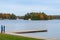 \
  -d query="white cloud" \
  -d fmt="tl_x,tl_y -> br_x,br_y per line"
0,0 -> 60,15
0,3 -> 57,15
